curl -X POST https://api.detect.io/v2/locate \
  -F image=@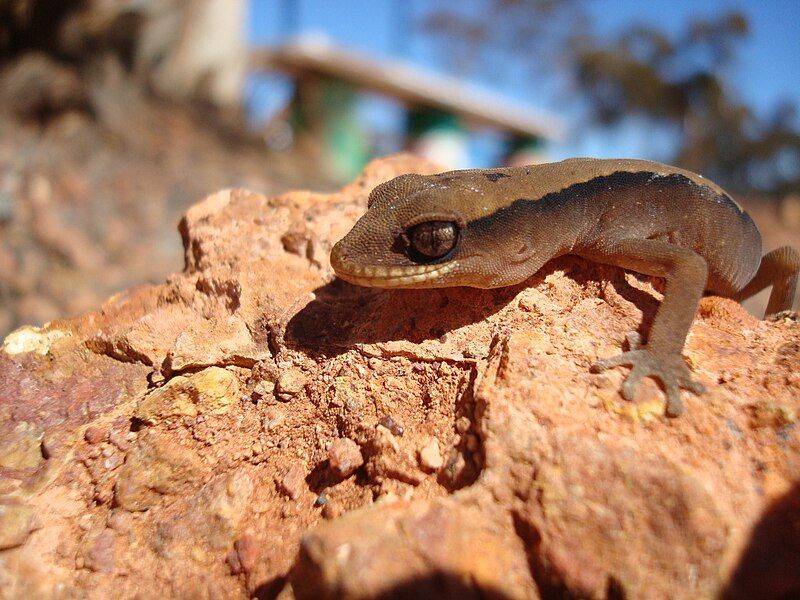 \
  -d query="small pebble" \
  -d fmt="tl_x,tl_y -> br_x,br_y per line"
40,433 -> 61,459
276,369 -> 309,401
226,549 -> 243,575
84,426 -> 106,445
419,438 -> 444,472
321,500 -> 344,520
262,410 -> 285,432
278,464 -> 306,500
103,453 -> 124,471
378,415 -> 404,436
233,535 -> 259,573
328,438 -> 364,478
455,416 -> 471,434
84,529 -> 116,573
108,429 -> 130,451
106,511 -> 130,532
